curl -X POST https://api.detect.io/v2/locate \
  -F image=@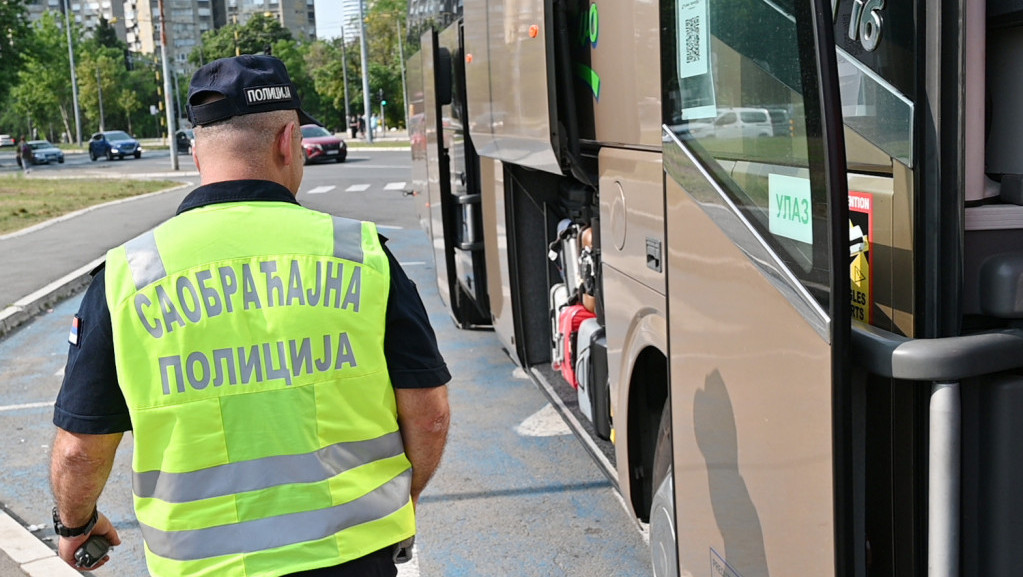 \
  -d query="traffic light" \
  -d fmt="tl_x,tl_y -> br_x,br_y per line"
382,100 -> 387,106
